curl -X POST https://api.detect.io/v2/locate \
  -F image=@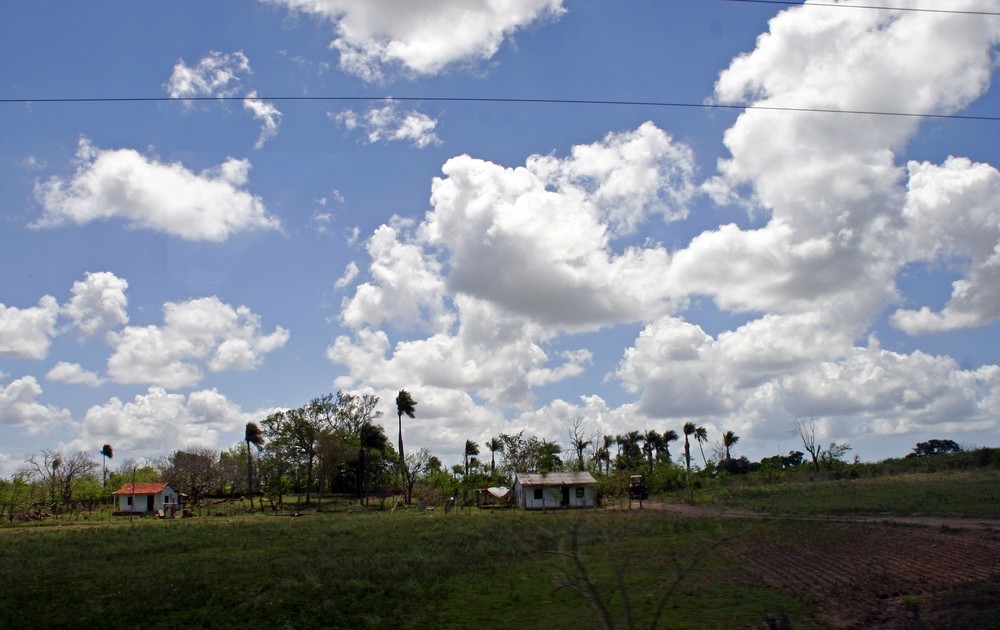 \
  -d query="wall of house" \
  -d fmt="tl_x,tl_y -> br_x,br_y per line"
517,485 -> 596,509
116,489 -> 179,512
